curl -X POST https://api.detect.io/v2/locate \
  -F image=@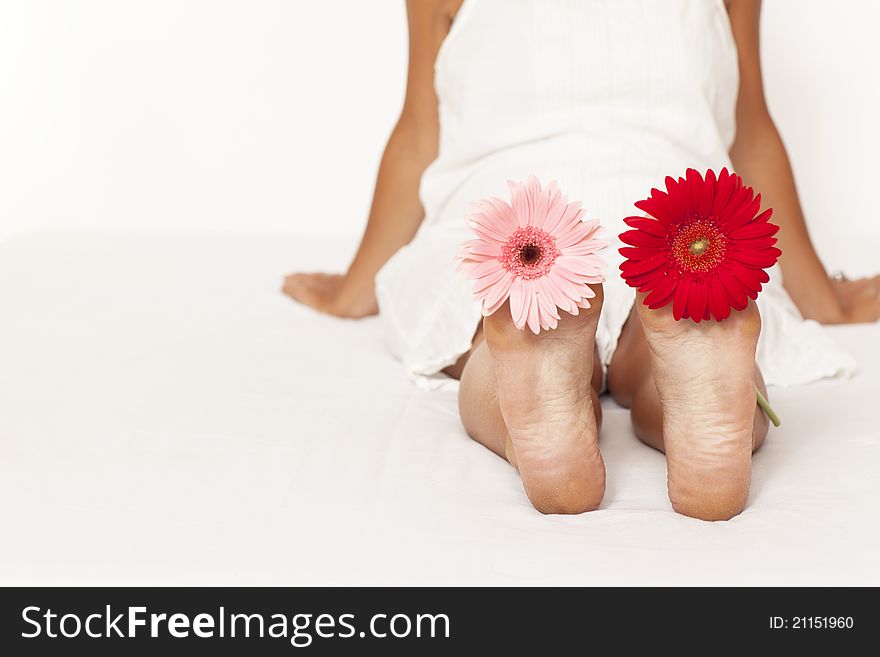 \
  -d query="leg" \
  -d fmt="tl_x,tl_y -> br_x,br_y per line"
453,285 -> 606,514
607,299 -> 770,521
